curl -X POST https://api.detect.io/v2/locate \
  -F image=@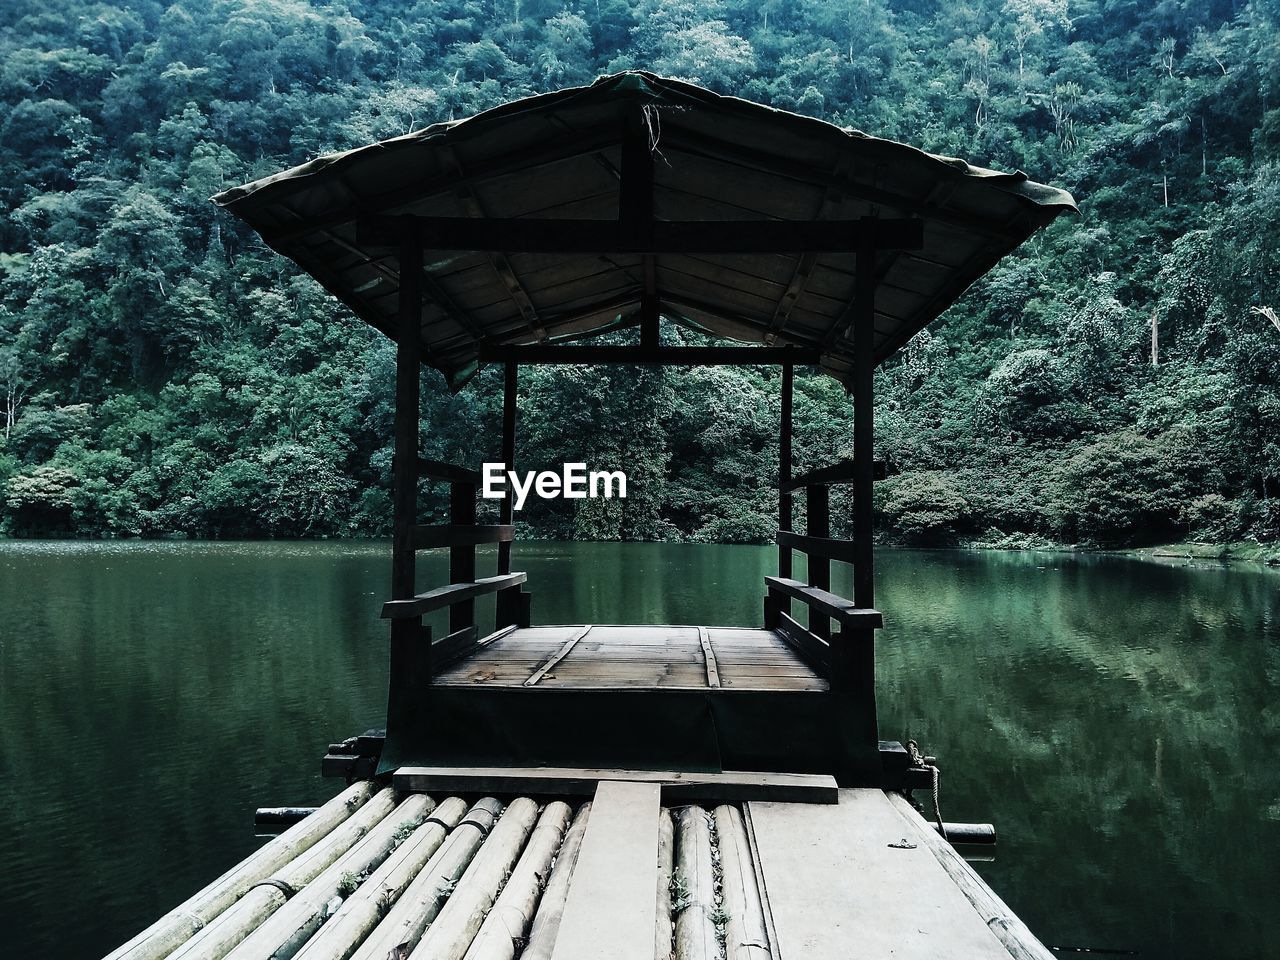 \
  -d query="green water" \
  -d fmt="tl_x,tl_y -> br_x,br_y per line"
0,541 -> 1276,958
